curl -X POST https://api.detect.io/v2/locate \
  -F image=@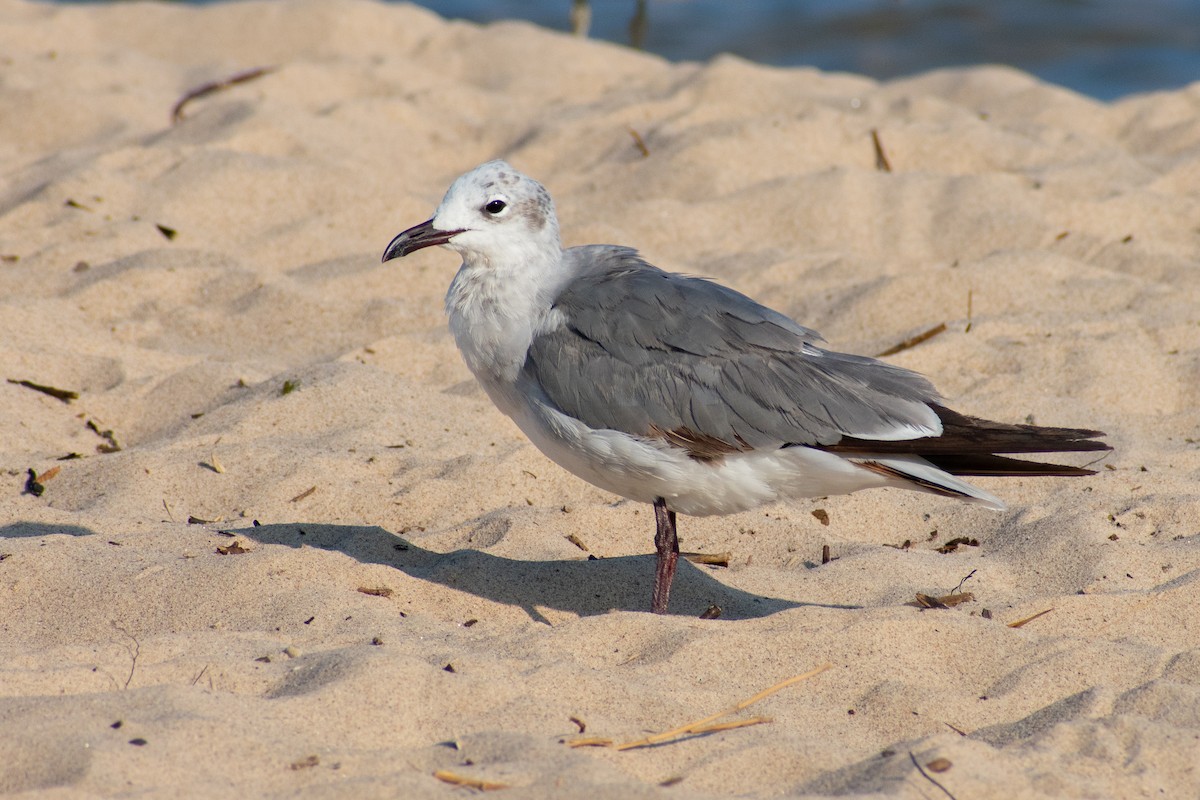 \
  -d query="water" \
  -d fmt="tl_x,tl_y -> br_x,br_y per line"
46,0 -> 1200,99
407,0 -> 1200,100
